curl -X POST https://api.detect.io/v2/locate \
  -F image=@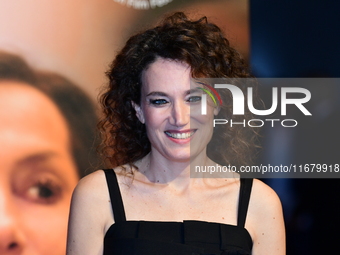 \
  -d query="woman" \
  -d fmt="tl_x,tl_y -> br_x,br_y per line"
0,51 -> 100,255
67,12 -> 285,255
